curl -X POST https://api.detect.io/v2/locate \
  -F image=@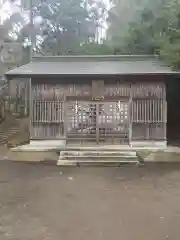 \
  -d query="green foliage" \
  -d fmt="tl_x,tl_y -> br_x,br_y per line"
108,0 -> 180,69
4,0 -> 180,68
78,43 -> 113,55
1,0 -> 110,56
